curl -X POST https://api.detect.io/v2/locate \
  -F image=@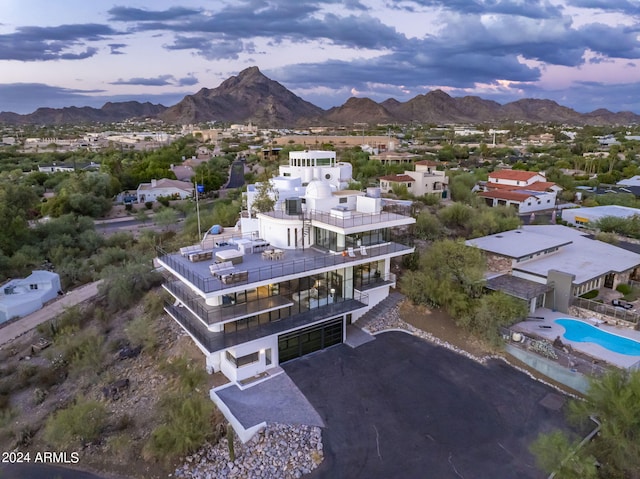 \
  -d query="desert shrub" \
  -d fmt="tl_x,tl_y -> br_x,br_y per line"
414,211 -> 443,240
58,330 -> 106,377
145,201 -> 153,210
125,315 -> 160,353
44,397 -> 107,447
33,365 -> 66,389
143,394 -> 215,461
33,388 -> 48,405
15,364 -> 38,389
